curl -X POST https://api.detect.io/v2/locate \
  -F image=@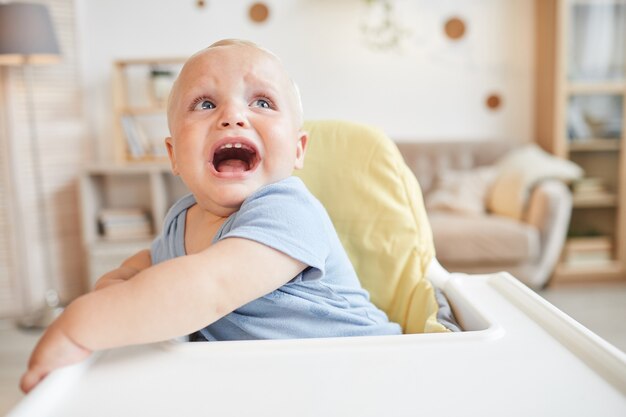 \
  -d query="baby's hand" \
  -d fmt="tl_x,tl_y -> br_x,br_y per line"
20,322 -> 91,394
